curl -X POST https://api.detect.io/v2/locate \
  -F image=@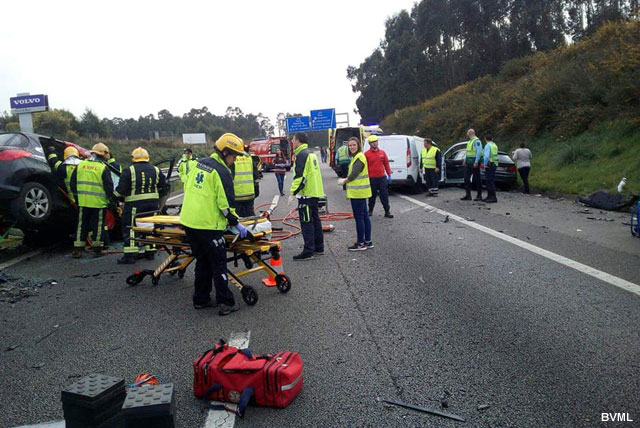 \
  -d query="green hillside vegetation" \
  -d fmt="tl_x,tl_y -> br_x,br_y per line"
381,21 -> 640,195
